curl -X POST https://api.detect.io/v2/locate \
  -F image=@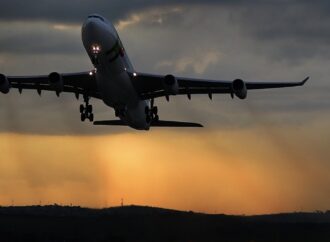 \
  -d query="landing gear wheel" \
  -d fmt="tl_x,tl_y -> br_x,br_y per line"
147,99 -> 160,124
80,104 -> 84,113
79,96 -> 94,123
152,106 -> 158,115
87,105 -> 93,113
89,113 -> 94,122
81,113 -> 86,122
